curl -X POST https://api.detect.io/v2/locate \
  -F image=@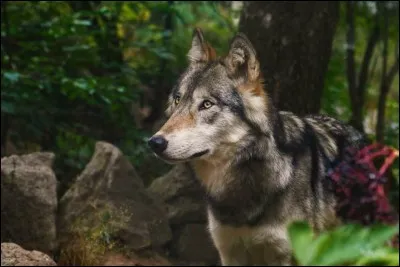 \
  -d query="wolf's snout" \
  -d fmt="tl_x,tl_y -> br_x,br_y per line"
148,135 -> 168,154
